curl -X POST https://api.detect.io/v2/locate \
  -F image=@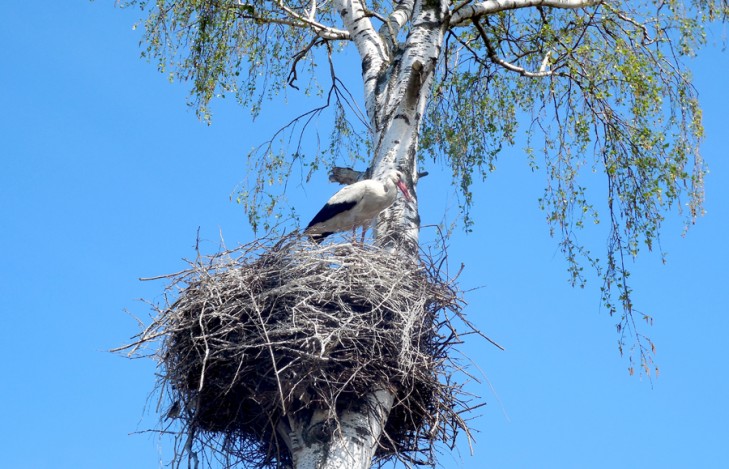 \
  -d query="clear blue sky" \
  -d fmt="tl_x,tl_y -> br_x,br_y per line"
1,3 -> 727,469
